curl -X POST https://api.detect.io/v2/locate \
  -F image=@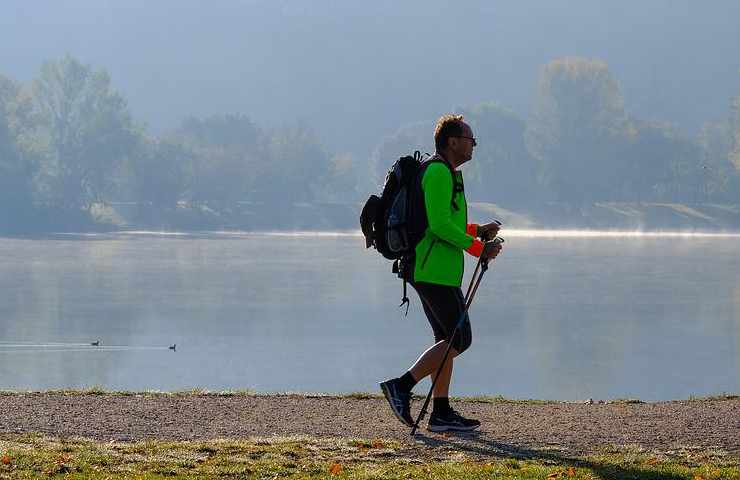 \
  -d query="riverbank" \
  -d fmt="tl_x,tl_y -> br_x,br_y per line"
5,201 -> 740,235
0,391 -> 737,478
